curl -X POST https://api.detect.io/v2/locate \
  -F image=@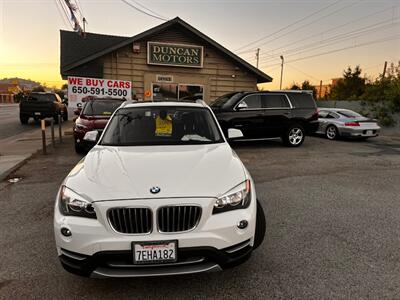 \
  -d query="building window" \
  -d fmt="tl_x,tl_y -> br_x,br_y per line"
152,83 -> 178,101
178,84 -> 203,101
152,83 -> 203,101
